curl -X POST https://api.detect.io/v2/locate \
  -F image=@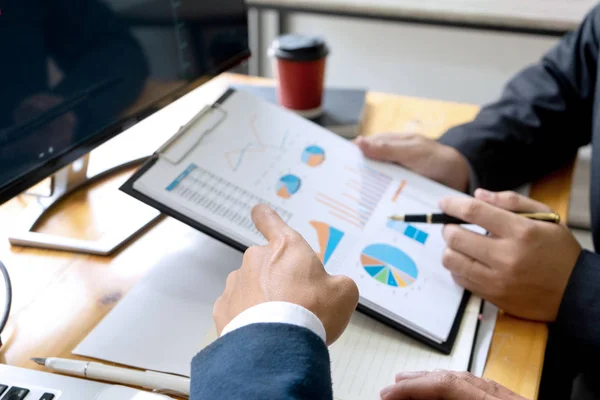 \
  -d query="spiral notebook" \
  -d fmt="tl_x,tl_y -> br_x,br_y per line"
121,88 -> 479,353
